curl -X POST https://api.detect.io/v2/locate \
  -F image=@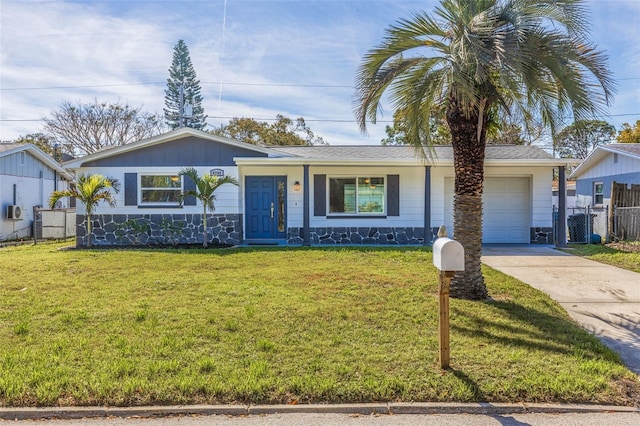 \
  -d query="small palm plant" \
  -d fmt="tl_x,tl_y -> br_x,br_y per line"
49,174 -> 120,248
178,167 -> 239,247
